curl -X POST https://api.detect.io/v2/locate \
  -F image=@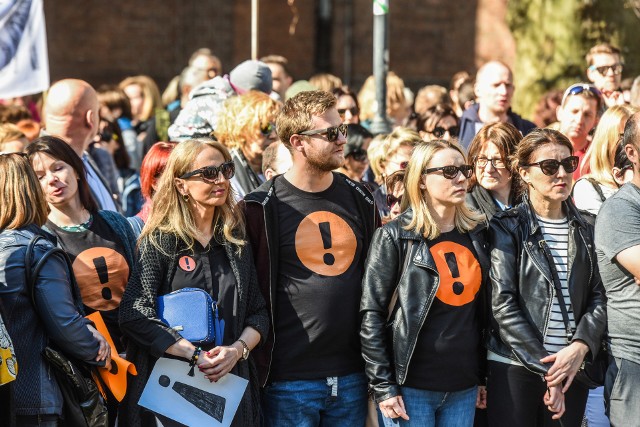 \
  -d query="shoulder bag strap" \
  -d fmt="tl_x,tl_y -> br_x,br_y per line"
586,178 -> 606,202
387,240 -> 414,321
538,240 -> 574,341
